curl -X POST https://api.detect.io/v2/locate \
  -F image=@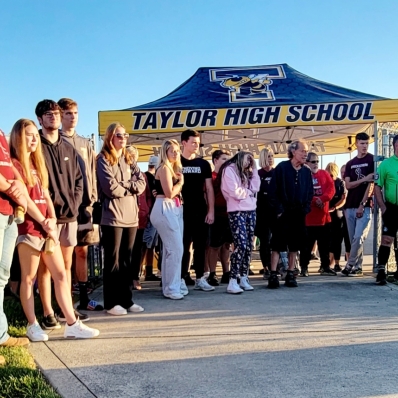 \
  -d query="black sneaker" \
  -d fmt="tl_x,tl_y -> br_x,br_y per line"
42,314 -> 61,330
300,269 -> 309,277
57,310 -> 89,322
144,274 -> 161,281
393,271 -> 398,281
259,268 -> 265,274
293,267 -> 300,276
341,266 -> 352,277
207,272 -> 219,286
285,271 -> 298,287
220,272 -> 230,284
248,268 -> 255,276
318,267 -> 323,273
320,268 -> 337,276
334,264 -> 342,272
376,269 -> 387,285
184,273 -> 196,286
263,269 -> 271,280
348,269 -> 363,277
268,272 -> 280,289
